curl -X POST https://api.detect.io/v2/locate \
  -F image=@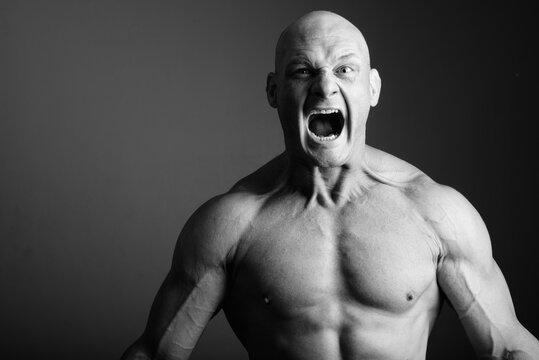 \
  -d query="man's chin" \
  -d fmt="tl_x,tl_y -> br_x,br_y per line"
305,149 -> 349,168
